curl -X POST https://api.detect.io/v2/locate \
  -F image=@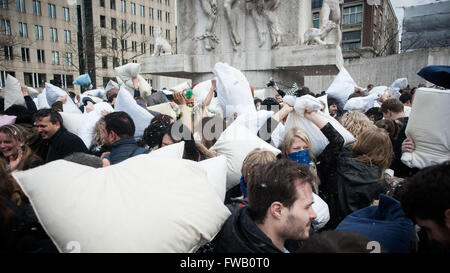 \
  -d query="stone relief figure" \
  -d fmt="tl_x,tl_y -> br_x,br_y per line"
224,0 -> 241,50
319,0 -> 343,45
152,27 -> 172,56
246,0 -> 282,49
197,0 -> 219,51
303,21 -> 338,45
